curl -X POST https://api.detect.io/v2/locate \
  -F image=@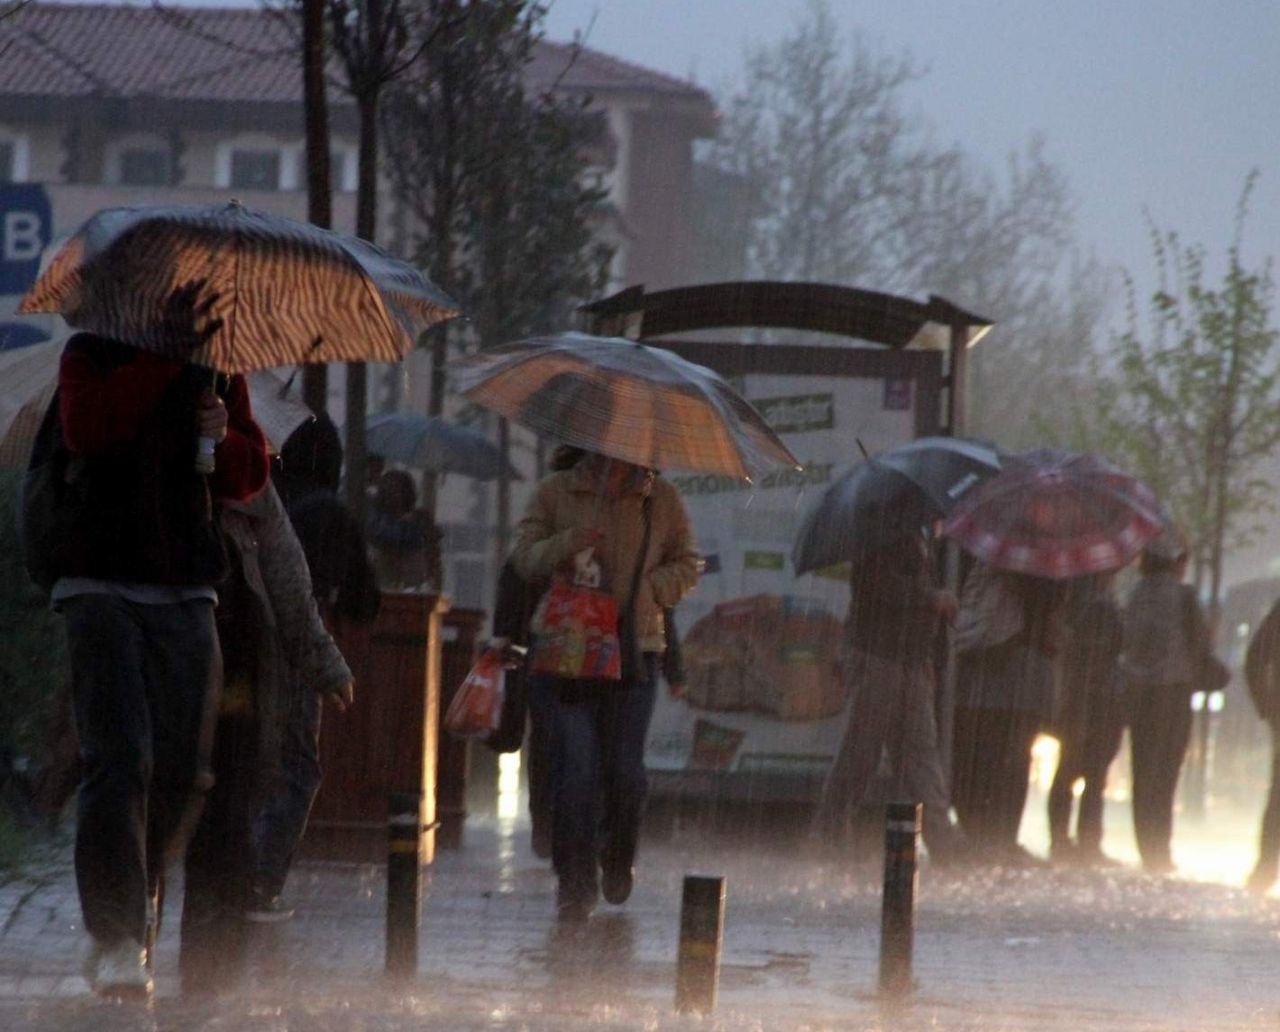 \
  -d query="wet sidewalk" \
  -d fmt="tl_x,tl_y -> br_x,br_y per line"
3,803 -> 1280,1032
